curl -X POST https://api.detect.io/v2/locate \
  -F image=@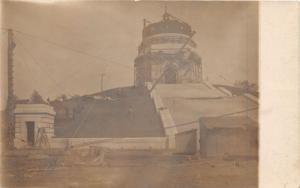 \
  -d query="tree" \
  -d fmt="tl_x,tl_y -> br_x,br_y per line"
54,94 -> 68,102
29,90 -> 45,104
